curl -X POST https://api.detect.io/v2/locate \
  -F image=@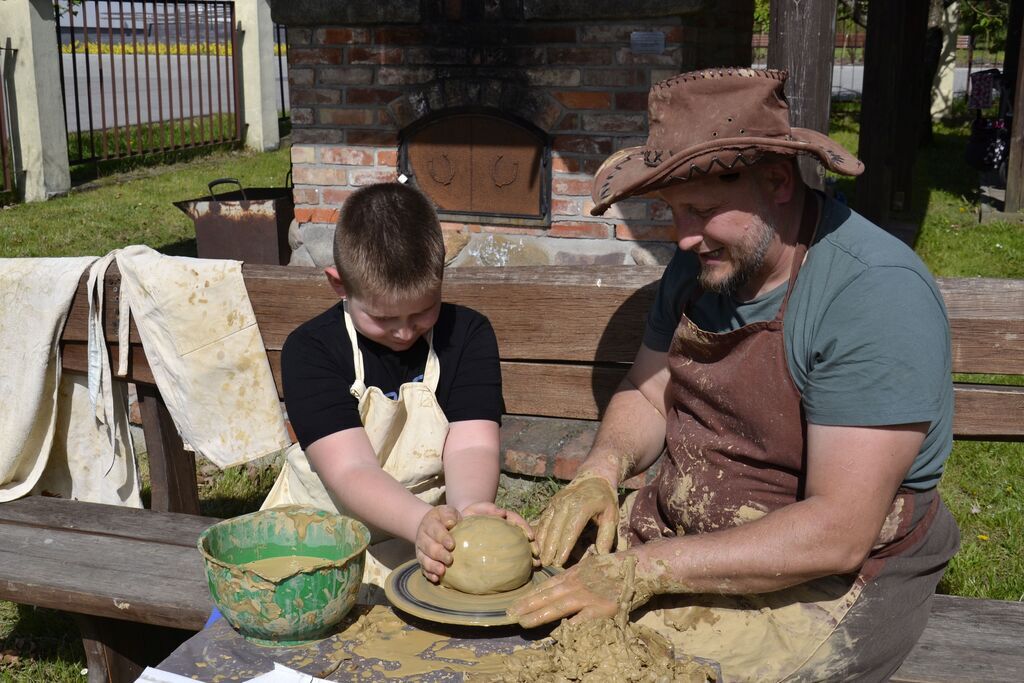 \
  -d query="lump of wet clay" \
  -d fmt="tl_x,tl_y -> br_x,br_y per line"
490,618 -> 718,682
441,516 -> 533,595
